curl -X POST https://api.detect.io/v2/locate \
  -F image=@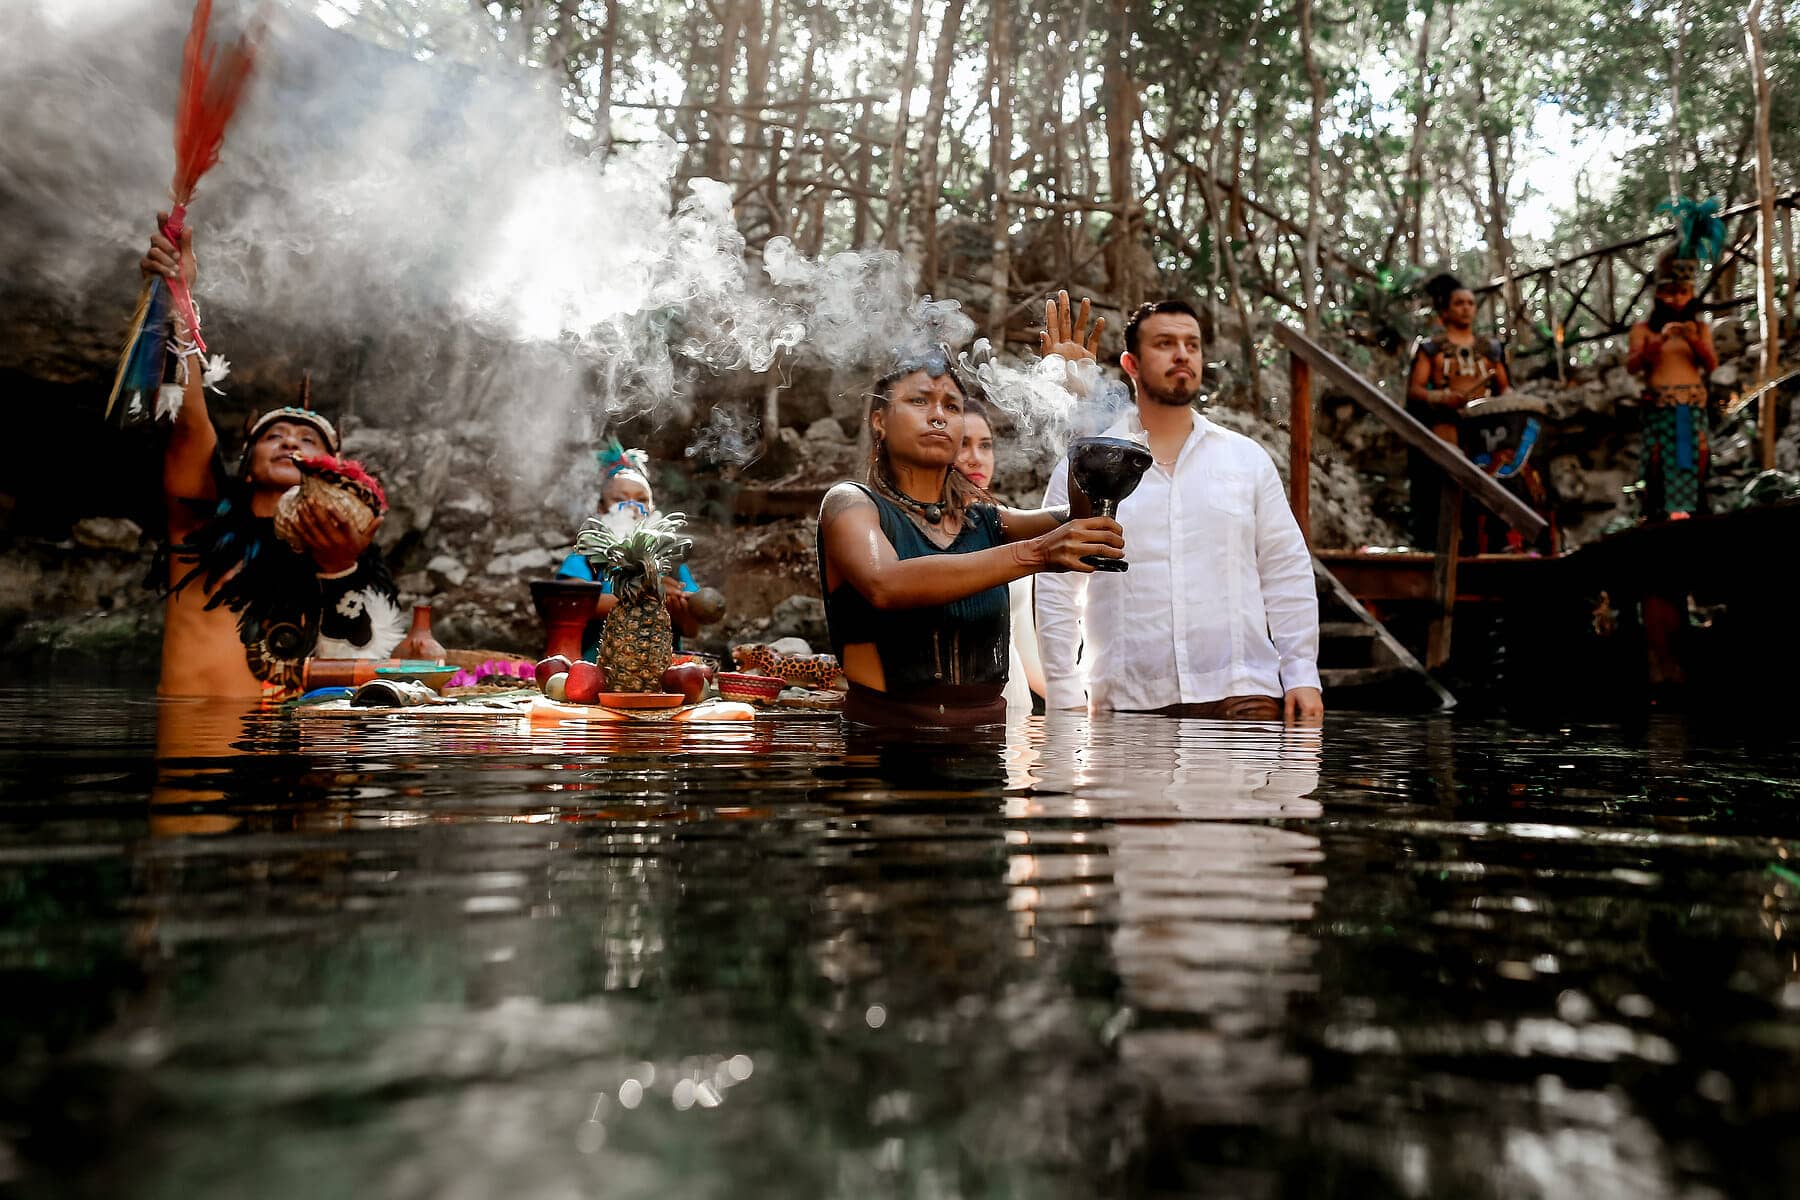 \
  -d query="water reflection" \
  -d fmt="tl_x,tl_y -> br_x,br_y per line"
4,688 -> 1800,1197
1012,715 -> 1326,1161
